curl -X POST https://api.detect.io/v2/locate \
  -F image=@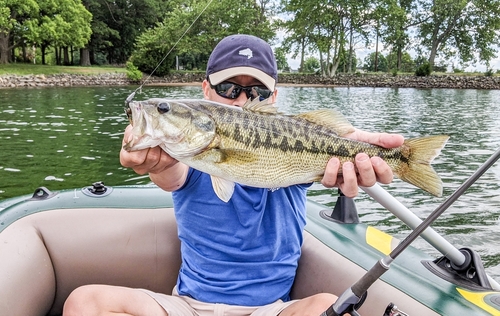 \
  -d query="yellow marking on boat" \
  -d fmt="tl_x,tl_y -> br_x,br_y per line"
366,226 -> 393,255
457,288 -> 500,315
